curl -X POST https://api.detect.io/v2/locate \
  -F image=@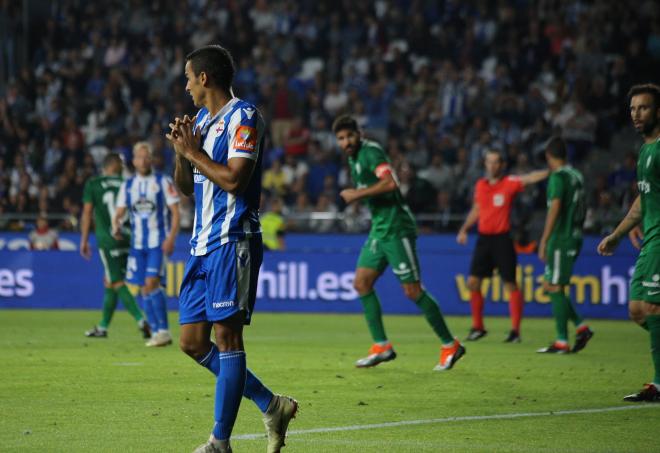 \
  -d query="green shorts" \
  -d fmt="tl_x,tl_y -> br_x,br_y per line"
357,236 -> 420,284
630,252 -> 660,304
98,247 -> 129,284
543,240 -> 581,285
